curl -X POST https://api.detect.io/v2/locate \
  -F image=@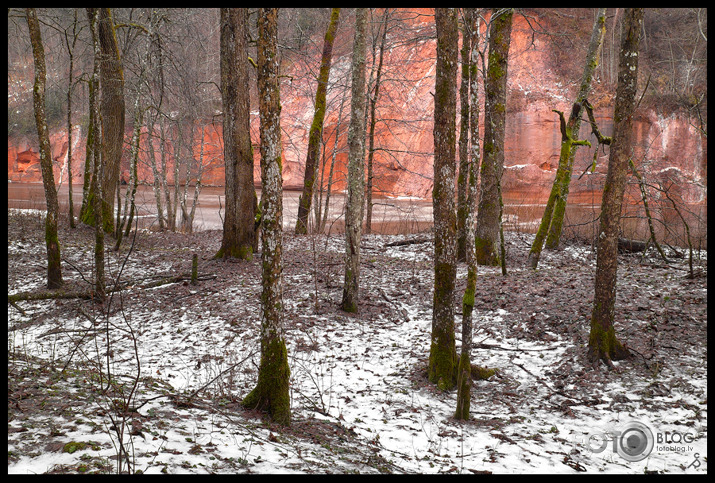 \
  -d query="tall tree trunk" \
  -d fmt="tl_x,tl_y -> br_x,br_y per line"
242,8 -> 291,426
365,9 -> 390,235
26,8 -> 63,290
87,8 -> 105,301
428,8 -> 458,391
95,8 -> 125,233
296,8 -> 340,235
588,7 -> 644,367
456,9 -> 471,262
216,8 -> 256,259
65,9 -> 79,229
474,9 -> 513,266
541,8 -> 607,253
341,8 -> 369,313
